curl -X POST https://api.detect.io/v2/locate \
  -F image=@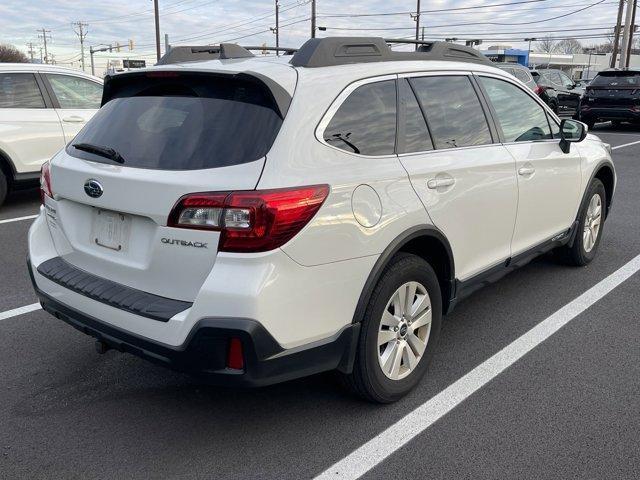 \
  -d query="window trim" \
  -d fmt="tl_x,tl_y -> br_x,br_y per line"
474,72 -> 562,145
40,72 -> 103,110
315,74 -> 399,159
